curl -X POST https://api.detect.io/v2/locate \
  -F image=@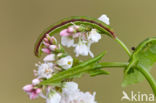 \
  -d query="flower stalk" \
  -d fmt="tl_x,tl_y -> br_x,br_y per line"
115,37 -> 131,56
